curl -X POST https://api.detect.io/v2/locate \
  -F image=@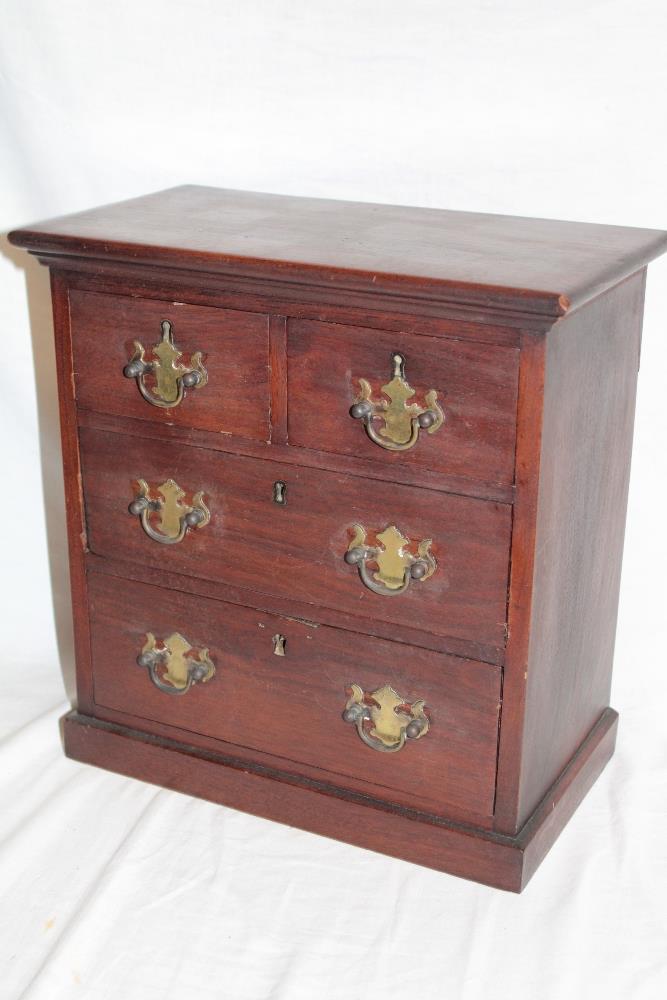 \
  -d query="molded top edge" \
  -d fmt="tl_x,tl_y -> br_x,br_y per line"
9,185 -> 667,318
